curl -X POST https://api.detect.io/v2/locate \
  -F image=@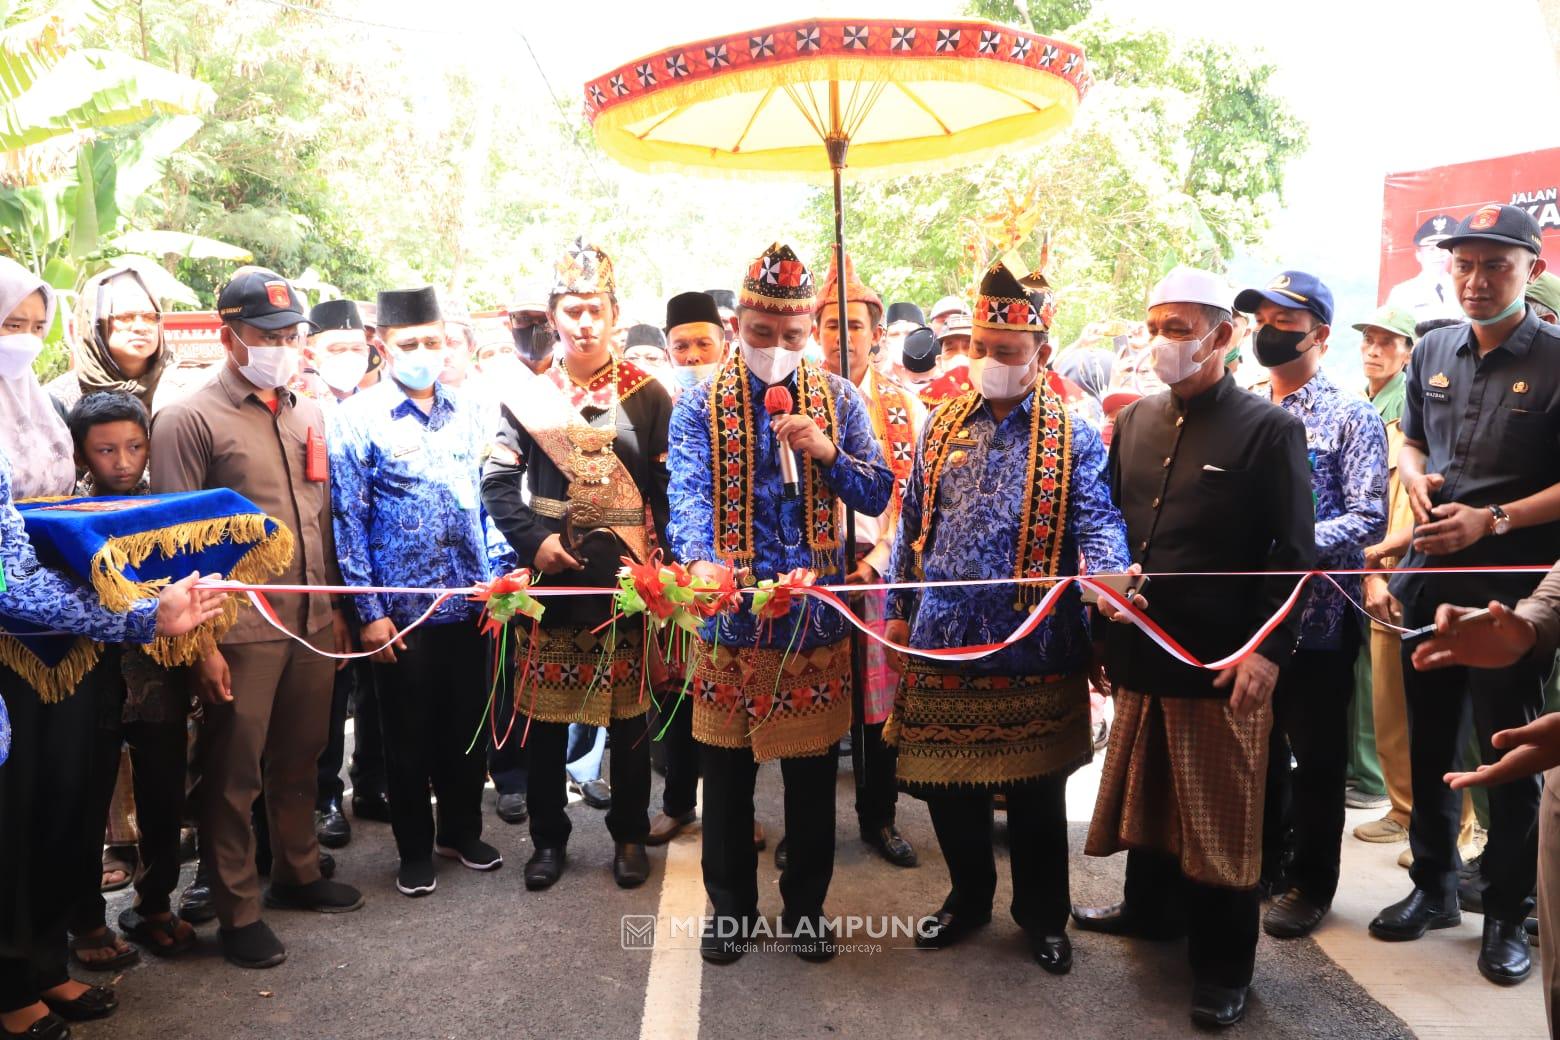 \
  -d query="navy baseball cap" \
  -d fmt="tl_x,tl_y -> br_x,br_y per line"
217,268 -> 314,331
1234,271 -> 1334,326
1440,203 -> 1544,255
